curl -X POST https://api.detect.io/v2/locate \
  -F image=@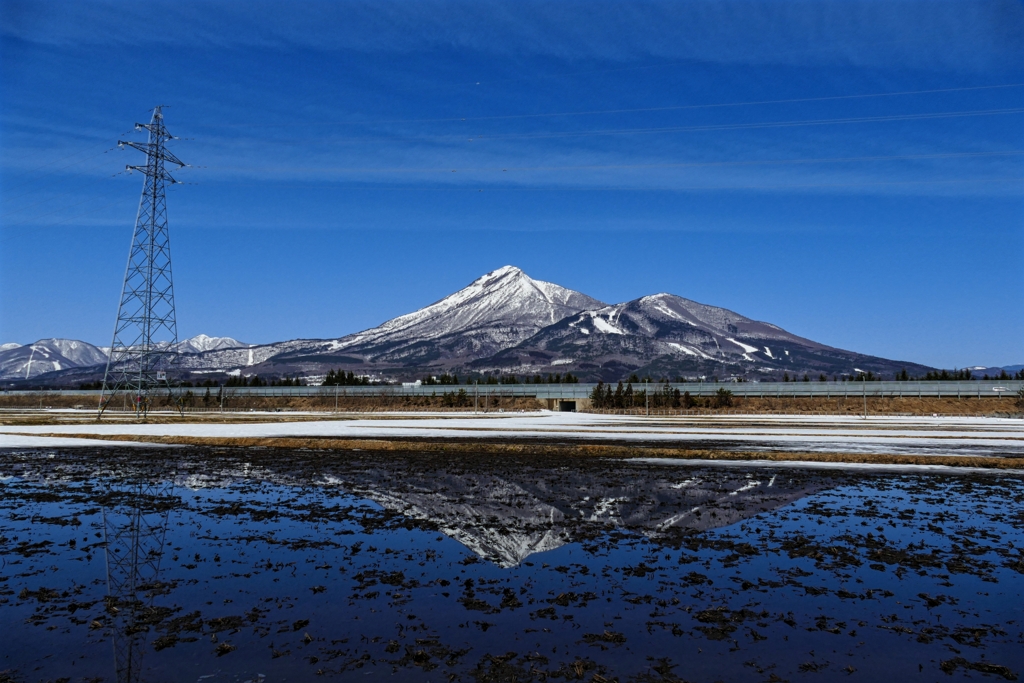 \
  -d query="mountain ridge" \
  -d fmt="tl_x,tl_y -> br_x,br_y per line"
4,266 -> 948,384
